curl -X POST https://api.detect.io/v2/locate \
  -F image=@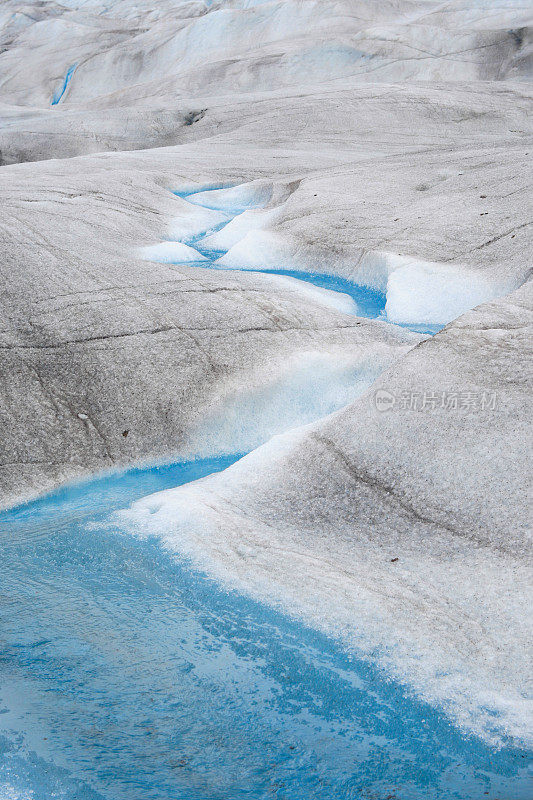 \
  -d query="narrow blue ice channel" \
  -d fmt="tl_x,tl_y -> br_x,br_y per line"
0,463 -> 531,800
51,63 -> 77,105
201,266 -> 440,336
168,185 -> 442,336
1,183 -> 530,799
215,270 -> 442,336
